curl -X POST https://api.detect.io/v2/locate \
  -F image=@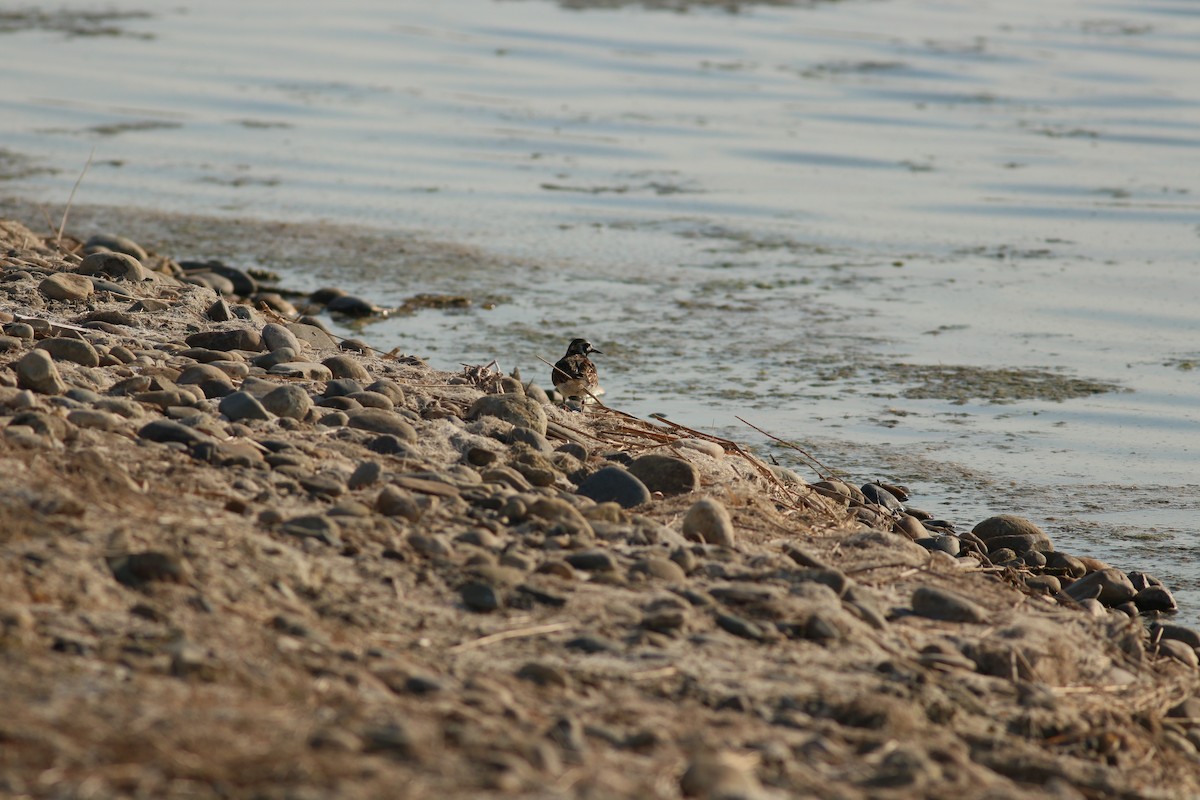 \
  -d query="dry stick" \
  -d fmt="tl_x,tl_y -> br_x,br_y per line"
57,146 -> 96,249
735,415 -> 840,480
448,621 -> 574,653
648,413 -> 834,515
